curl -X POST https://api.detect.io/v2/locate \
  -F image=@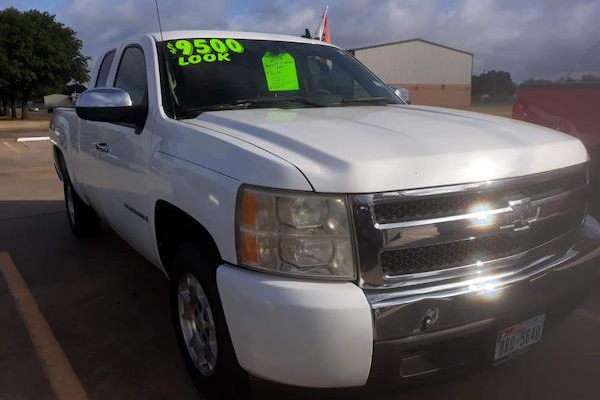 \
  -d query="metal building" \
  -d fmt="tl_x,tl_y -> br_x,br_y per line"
351,39 -> 473,106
